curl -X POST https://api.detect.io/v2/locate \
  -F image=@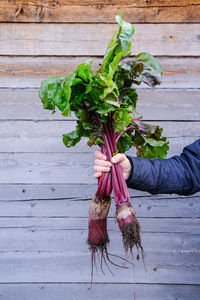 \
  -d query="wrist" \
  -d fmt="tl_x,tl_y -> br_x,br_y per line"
125,156 -> 134,183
